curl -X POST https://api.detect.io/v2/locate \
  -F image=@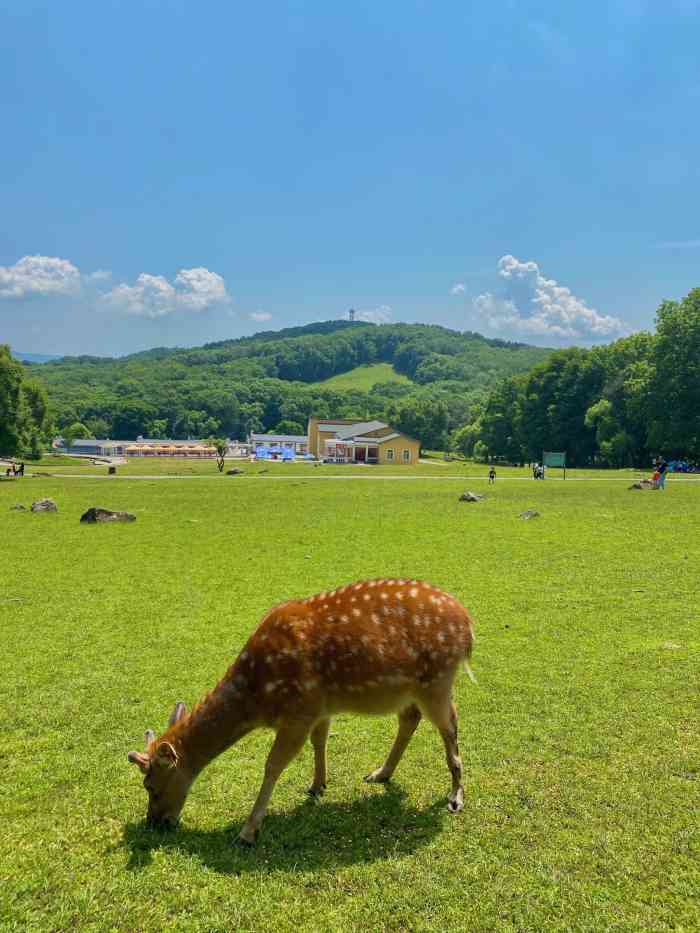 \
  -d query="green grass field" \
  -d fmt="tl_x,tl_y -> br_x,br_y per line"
1,469 -> 698,931
315,362 -> 412,390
